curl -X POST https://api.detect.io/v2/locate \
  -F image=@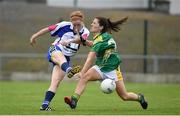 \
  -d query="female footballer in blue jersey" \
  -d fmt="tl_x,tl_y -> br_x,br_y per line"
63,17 -> 148,110
30,11 -> 93,111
